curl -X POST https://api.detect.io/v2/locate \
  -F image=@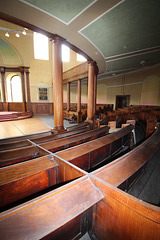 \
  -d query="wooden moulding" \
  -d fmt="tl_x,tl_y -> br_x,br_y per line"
54,125 -> 134,171
39,126 -> 109,152
0,145 -> 48,168
0,177 -> 103,240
